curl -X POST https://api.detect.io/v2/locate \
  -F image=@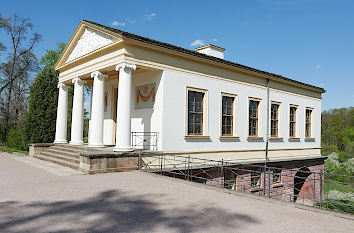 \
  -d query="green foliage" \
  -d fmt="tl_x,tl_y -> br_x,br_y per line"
322,107 -> 354,175
22,43 -> 65,145
0,146 -> 28,154
23,67 -> 59,144
6,128 -> 27,151
39,42 -> 66,68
